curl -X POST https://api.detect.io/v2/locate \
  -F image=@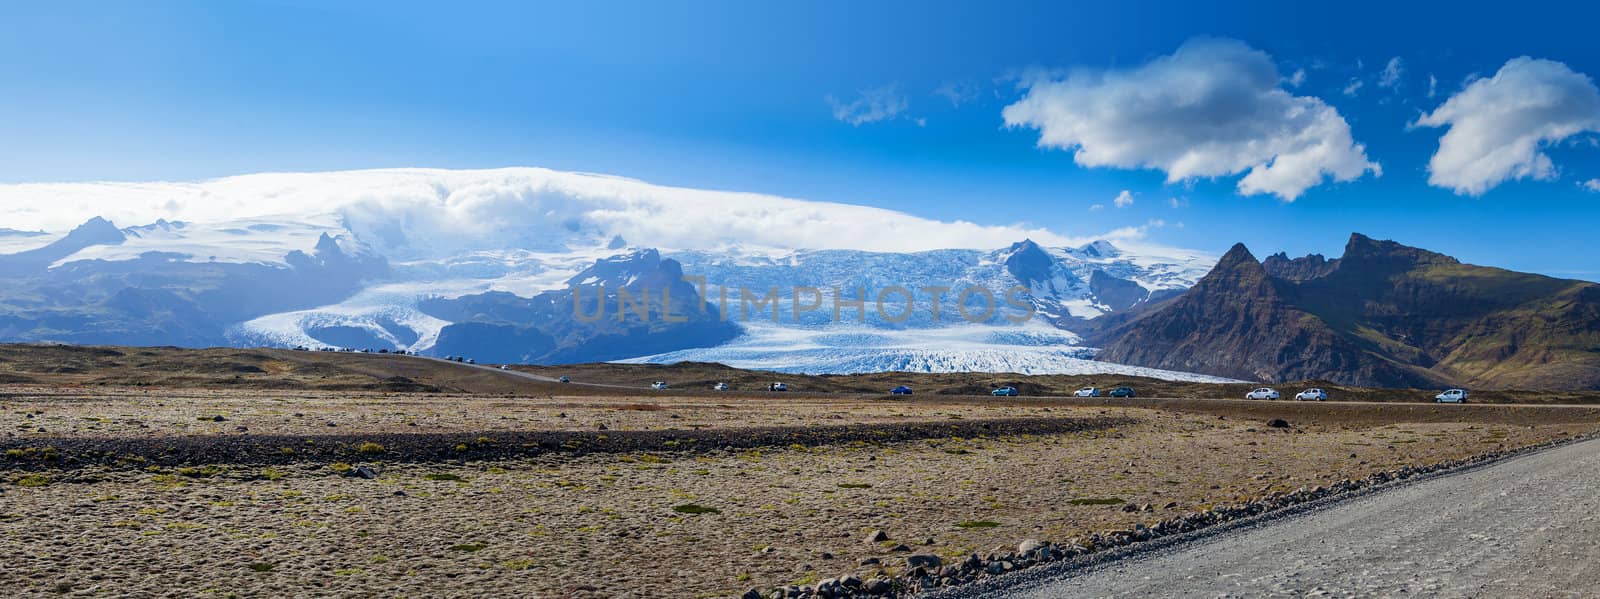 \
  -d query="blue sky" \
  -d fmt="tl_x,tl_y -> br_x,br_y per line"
3,0 -> 1600,278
